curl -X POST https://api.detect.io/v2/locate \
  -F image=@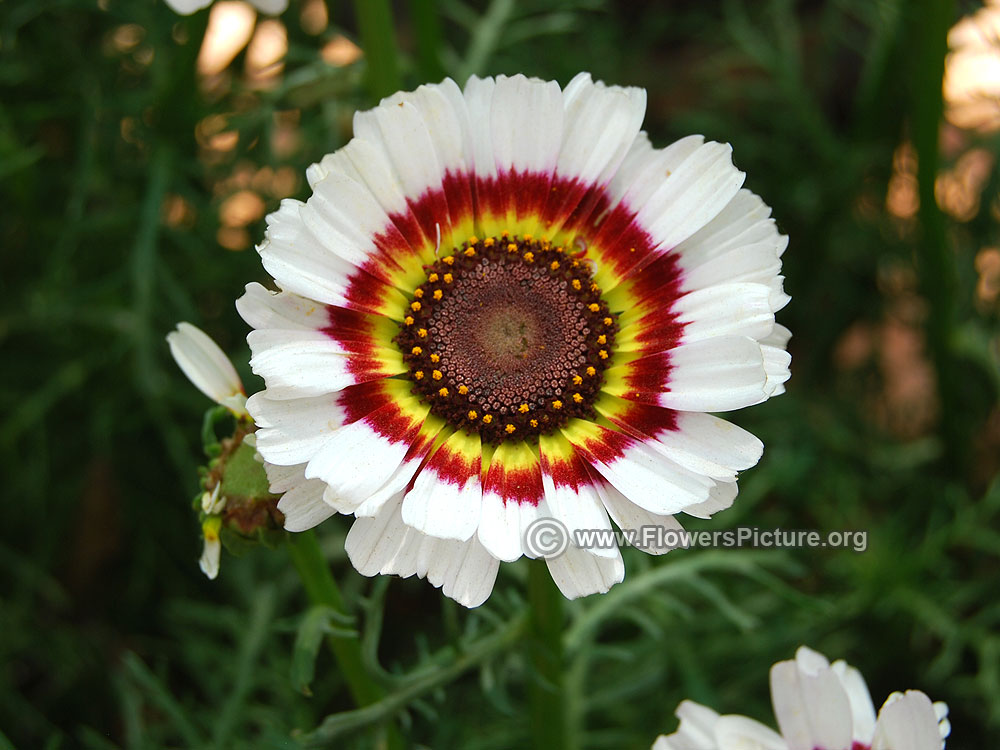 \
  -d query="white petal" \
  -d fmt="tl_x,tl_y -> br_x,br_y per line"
872,691 -> 945,750
477,493 -> 539,562
683,480 -> 739,519
674,700 -> 722,748
580,438 -> 715,516
237,283 -> 328,331
770,652 -> 854,750
674,188 -> 787,270
762,344 -> 792,398
676,283 -> 777,344
597,481 -> 687,555
167,322 -> 246,414
635,141 -> 746,252
247,392 -> 344,466
714,715 -> 786,750
462,75 -> 498,178
257,200 -> 369,308
544,544 -> 624,599
264,462 -> 337,532
556,72 -> 646,186
490,74 -> 564,173
608,133 -> 706,216
657,335 -> 769,412
247,329 -> 361,397
199,536 -> 220,580
681,241 -> 783,293
400,432 -> 482,542
830,659 -> 877,743
346,493 -> 499,608
305,405 -> 427,508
